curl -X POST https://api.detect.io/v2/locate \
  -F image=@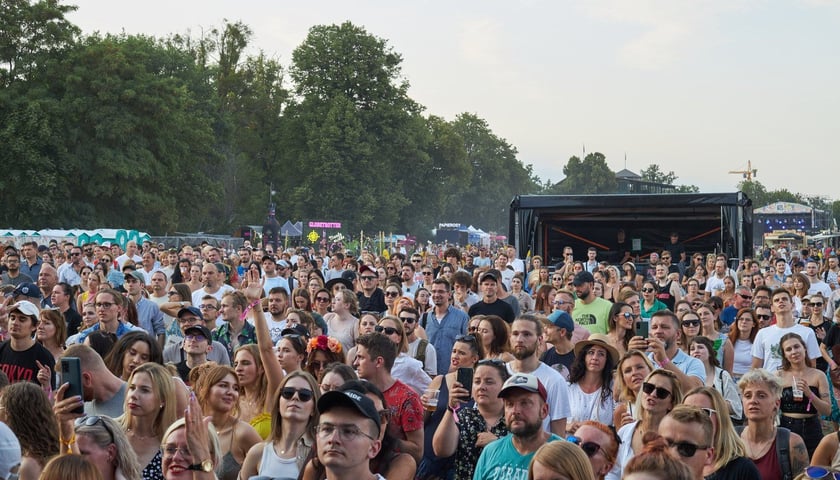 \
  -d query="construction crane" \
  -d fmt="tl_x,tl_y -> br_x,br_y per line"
729,160 -> 757,181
